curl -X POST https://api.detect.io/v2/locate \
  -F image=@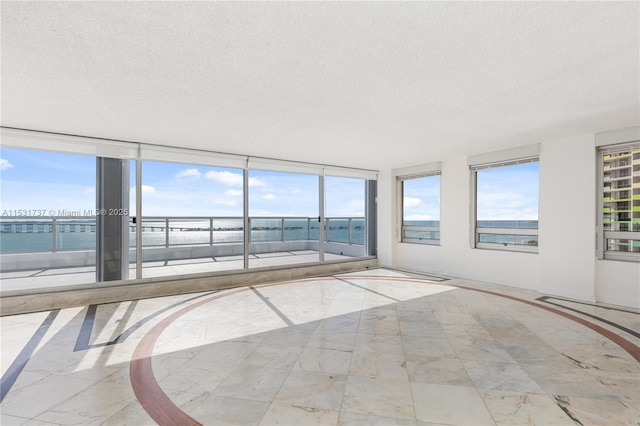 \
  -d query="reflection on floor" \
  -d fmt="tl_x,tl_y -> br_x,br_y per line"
1,268 -> 639,425
0,250 -> 352,292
